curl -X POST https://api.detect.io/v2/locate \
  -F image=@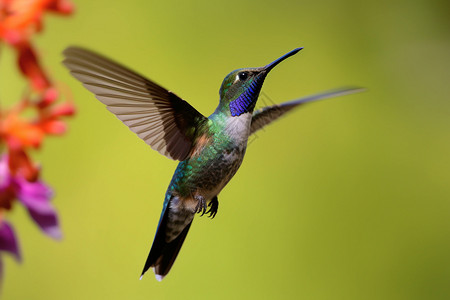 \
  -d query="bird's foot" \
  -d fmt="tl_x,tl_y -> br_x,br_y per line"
194,196 -> 207,216
206,196 -> 219,219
